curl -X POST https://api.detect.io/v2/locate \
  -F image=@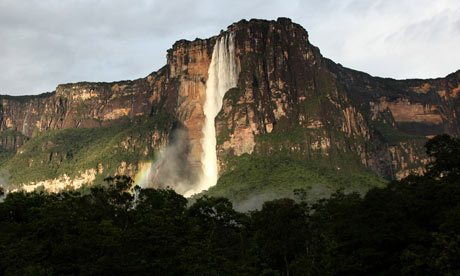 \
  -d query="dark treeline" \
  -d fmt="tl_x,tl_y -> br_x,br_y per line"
1,134 -> 460,276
